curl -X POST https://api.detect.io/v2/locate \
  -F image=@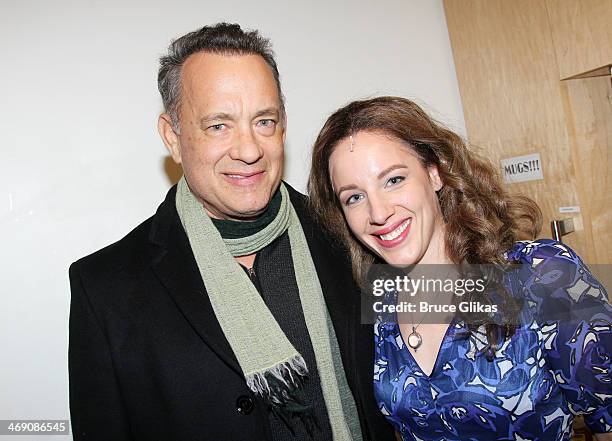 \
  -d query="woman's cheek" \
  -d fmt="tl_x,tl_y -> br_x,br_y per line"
343,210 -> 363,236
